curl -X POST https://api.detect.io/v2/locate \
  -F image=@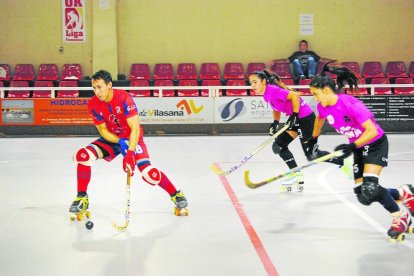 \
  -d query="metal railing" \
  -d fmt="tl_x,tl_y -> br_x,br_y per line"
1,83 -> 414,98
